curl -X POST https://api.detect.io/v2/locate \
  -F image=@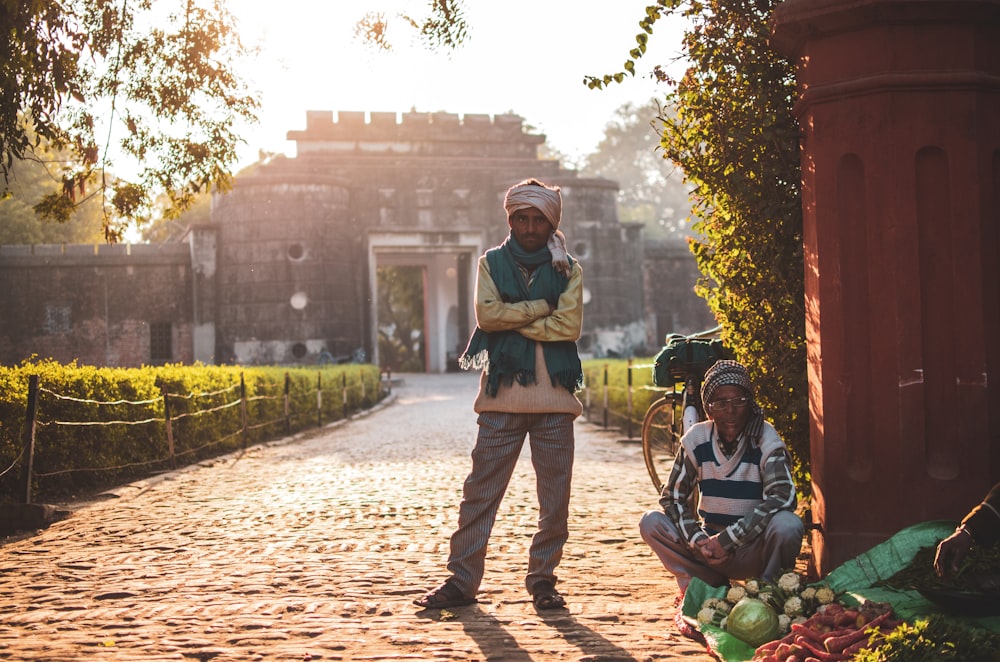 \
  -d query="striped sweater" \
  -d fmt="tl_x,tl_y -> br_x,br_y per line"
661,419 -> 797,551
